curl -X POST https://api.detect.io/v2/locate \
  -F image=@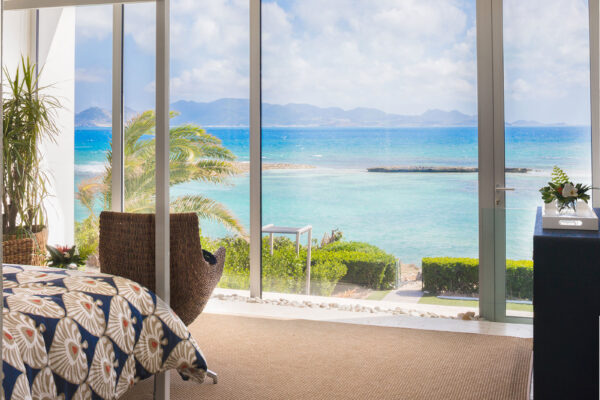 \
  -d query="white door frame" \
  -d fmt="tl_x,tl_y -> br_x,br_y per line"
476,0 -> 507,322
590,0 -> 600,208
111,3 -> 124,212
